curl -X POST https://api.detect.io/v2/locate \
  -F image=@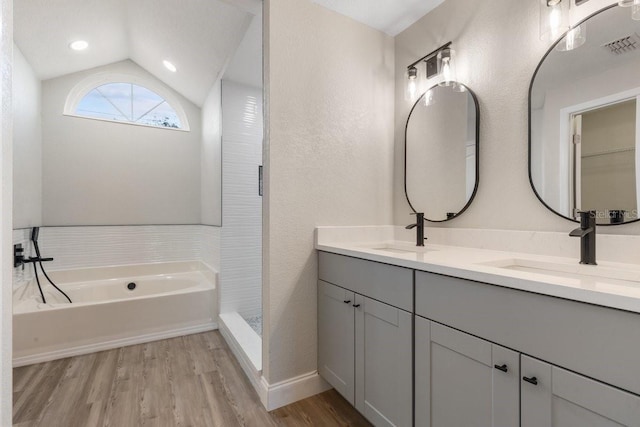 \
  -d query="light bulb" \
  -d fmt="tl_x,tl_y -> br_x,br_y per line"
540,0 -> 569,42
549,8 -> 562,39
404,66 -> 420,102
442,58 -> 452,84
437,48 -> 458,88
408,80 -> 417,99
